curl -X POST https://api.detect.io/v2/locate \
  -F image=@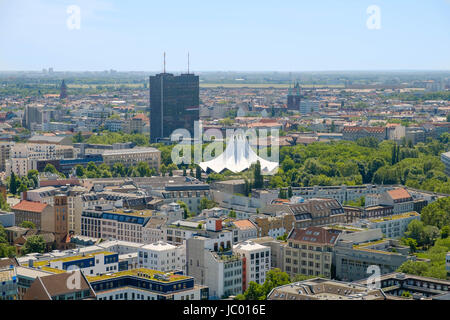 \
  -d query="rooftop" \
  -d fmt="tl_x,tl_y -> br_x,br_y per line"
28,251 -> 116,268
268,278 -> 385,300
11,200 -> 48,213
370,211 -> 419,223
387,188 -> 412,200
86,268 -> 189,283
